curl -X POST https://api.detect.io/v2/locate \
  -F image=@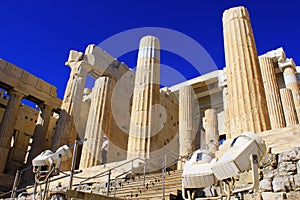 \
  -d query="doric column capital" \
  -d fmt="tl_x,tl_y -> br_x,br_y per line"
264,47 -> 286,63
223,6 -> 250,27
279,58 -> 296,71
7,89 -> 26,100
69,61 -> 92,77
66,50 -> 84,65
37,102 -> 54,113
